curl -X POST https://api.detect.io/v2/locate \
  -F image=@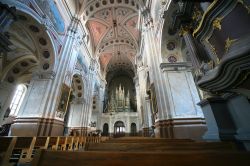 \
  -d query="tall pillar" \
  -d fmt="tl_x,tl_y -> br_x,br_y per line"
0,81 -> 16,125
81,61 -> 95,135
159,63 -> 206,139
10,73 -> 58,136
141,11 -> 206,139
67,99 -> 86,136
10,17 -> 80,136
143,96 -> 152,137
